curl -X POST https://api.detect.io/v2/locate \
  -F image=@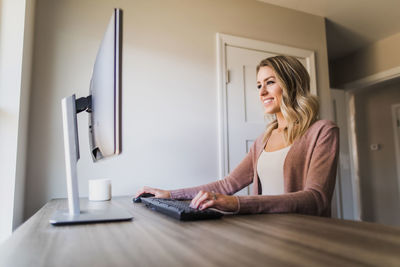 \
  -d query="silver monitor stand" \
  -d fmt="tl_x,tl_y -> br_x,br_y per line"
49,95 -> 132,225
